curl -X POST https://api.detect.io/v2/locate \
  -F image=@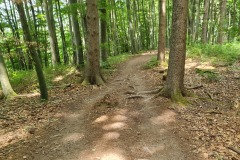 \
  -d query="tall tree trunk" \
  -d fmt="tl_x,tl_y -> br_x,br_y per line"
231,0 -> 237,41
217,0 -> 227,44
193,0 -> 200,42
100,0 -> 108,62
126,0 -> 136,54
160,0 -> 188,102
141,0 -> 150,50
82,0 -> 105,85
4,0 -> 26,70
0,52 -> 17,98
56,0 -> 68,64
43,0 -> 61,66
15,0 -> 48,100
208,0 -> 215,44
69,0 -> 84,68
157,0 -> 166,65
151,0 -> 156,49
188,0 -> 195,44
201,0 -> 210,43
